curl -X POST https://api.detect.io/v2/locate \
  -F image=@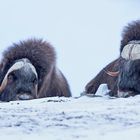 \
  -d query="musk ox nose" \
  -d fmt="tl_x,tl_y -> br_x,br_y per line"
18,93 -> 33,100
117,91 -> 129,98
16,83 -> 37,100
